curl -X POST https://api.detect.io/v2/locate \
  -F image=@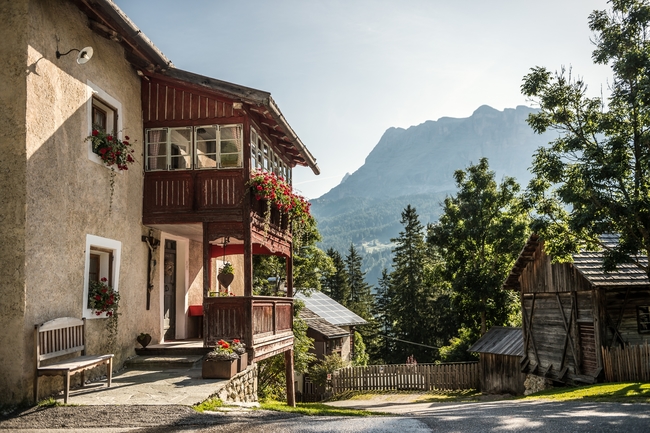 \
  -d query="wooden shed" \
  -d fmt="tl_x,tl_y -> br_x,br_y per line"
503,234 -> 650,385
469,327 -> 526,395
